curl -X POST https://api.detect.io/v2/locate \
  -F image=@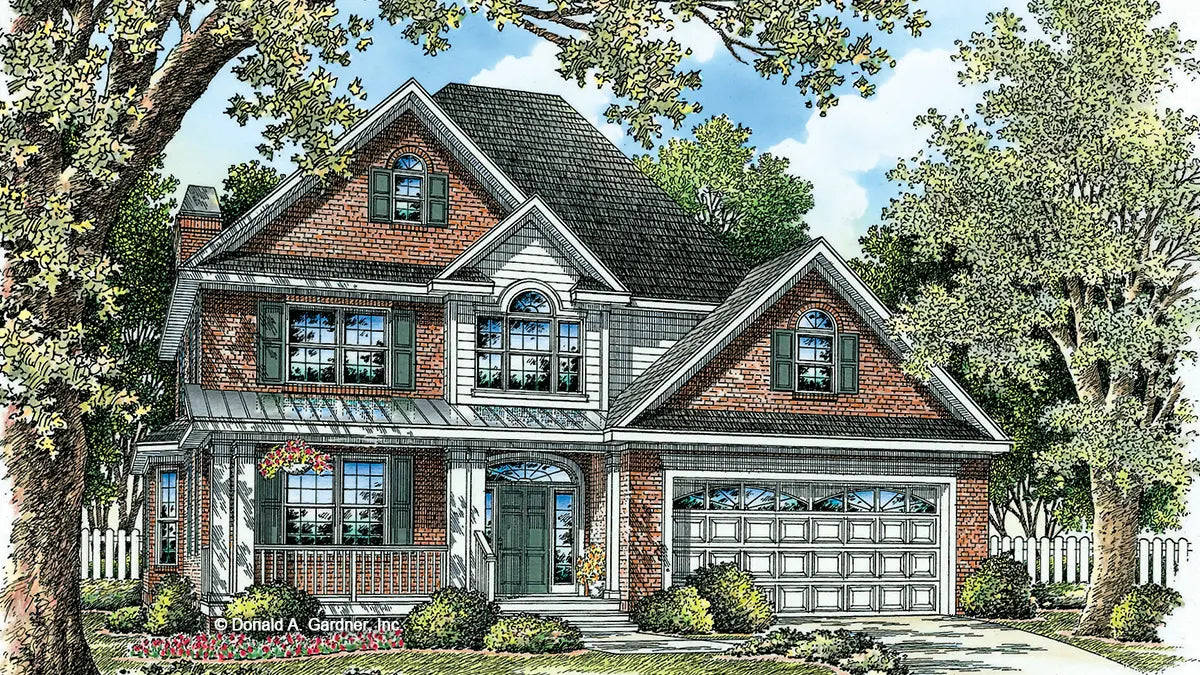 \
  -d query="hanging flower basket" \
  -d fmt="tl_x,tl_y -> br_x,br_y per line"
258,440 -> 332,479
